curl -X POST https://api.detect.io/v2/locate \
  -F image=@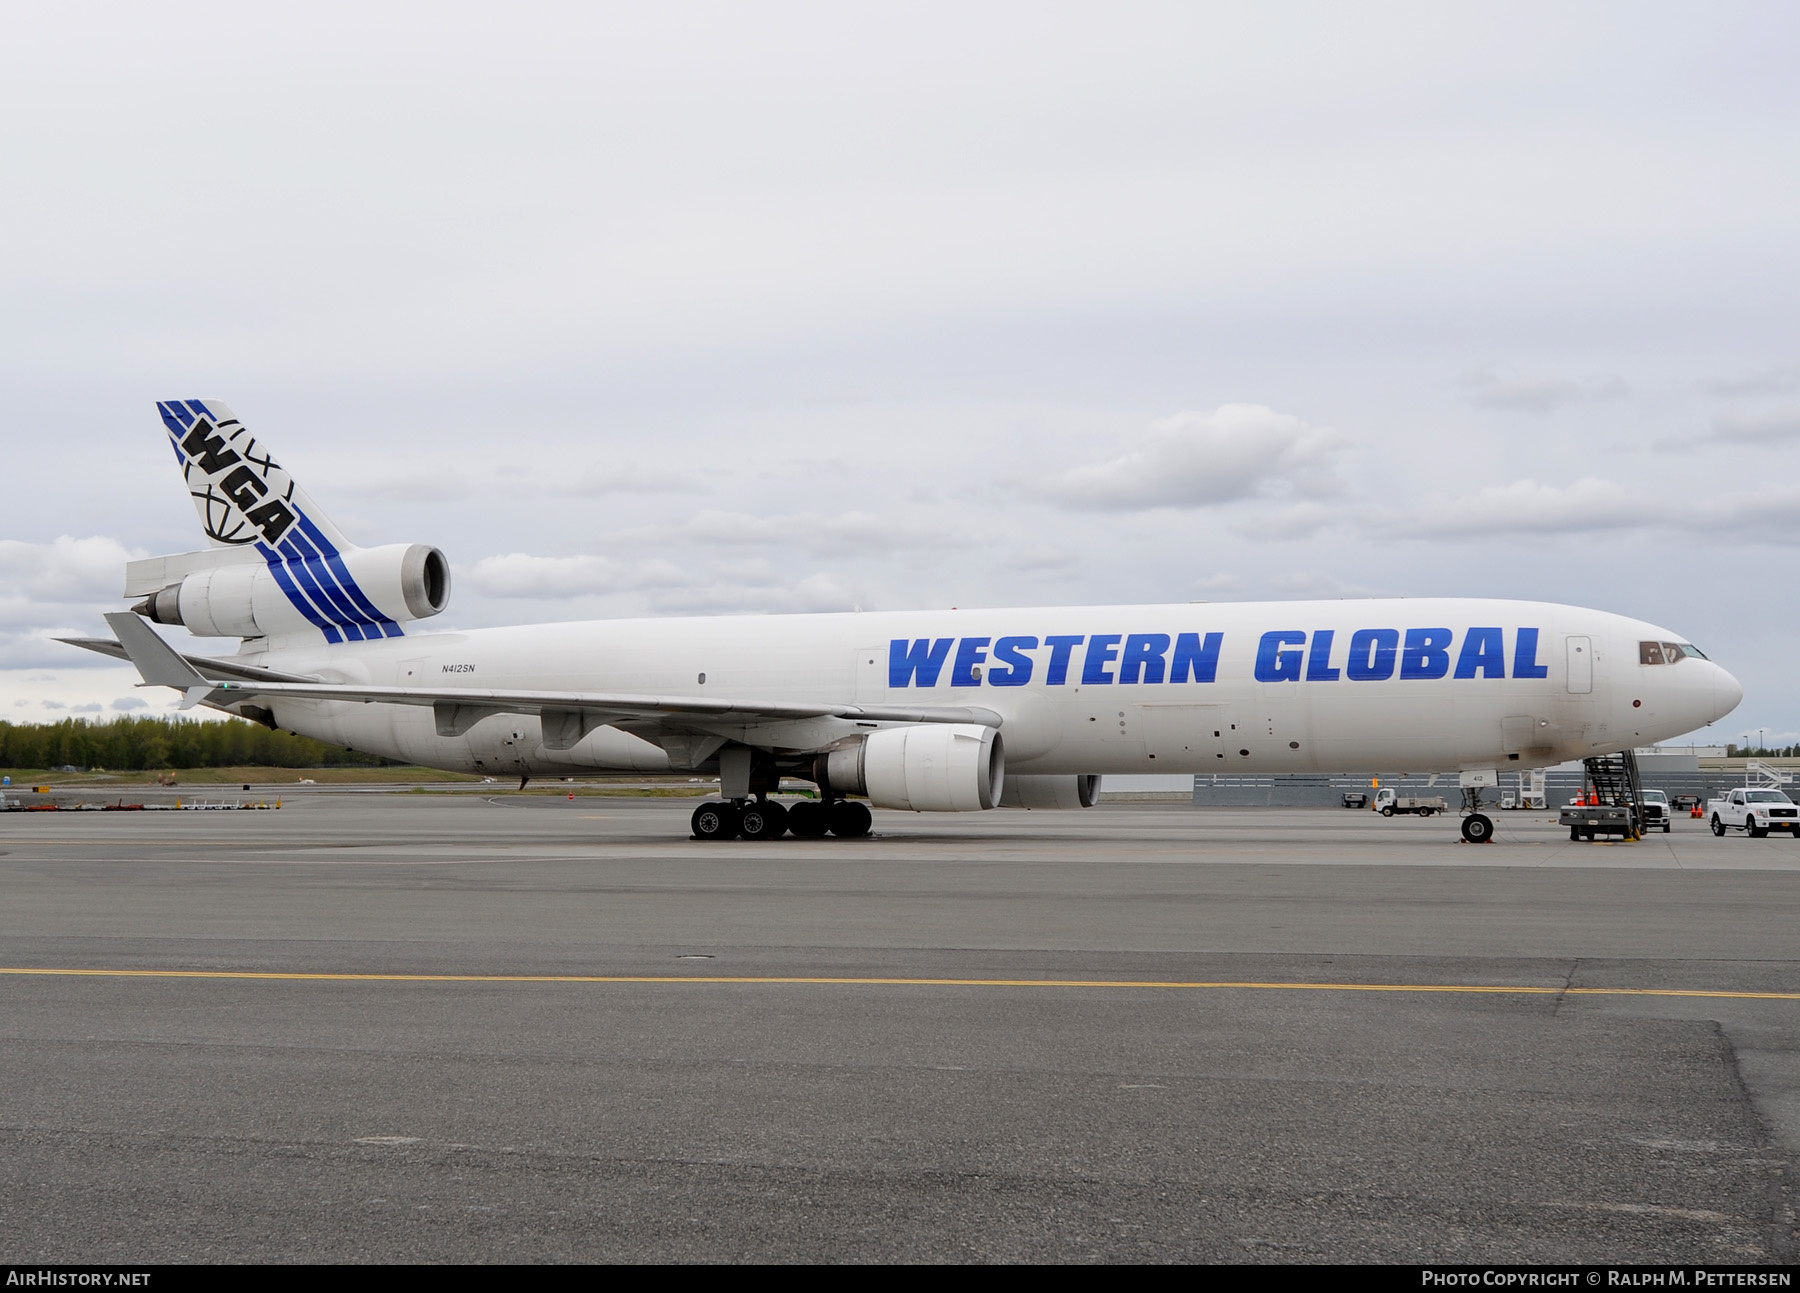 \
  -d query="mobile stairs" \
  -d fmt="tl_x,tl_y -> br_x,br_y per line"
1559,750 -> 1646,842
